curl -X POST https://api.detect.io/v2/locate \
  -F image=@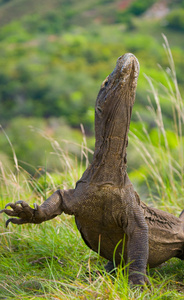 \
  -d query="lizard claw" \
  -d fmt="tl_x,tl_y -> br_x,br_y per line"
34,203 -> 38,210
0,200 -> 47,227
5,202 -> 16,209
15,200 -> 30,207
5,217 -> 29,228
1,200 -> 35,227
